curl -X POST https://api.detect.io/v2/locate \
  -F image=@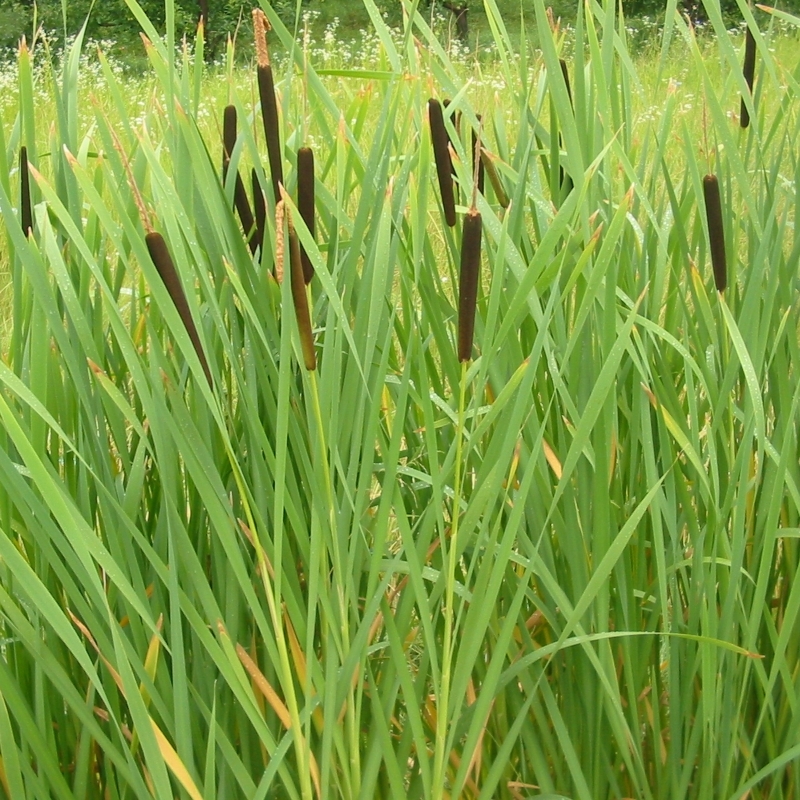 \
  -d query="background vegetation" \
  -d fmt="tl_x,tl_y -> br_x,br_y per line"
3,0 -> 800,58
0,0 -> 799,797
